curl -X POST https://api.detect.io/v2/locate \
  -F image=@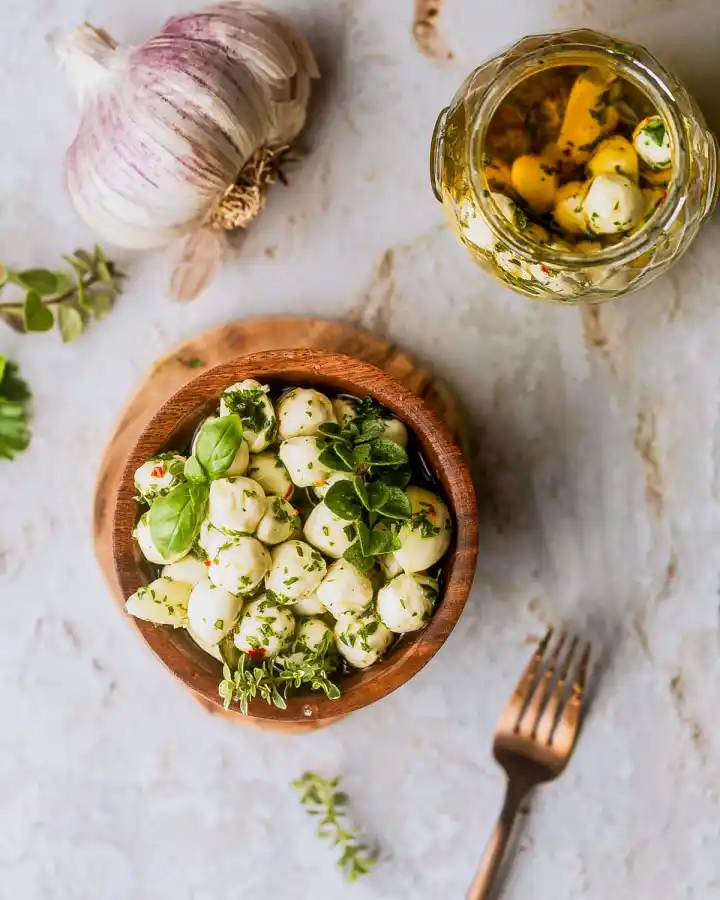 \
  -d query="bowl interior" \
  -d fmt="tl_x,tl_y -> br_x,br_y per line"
112,350 -> 478,721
